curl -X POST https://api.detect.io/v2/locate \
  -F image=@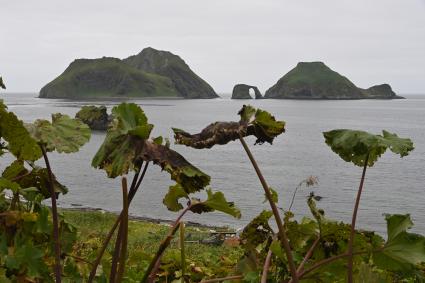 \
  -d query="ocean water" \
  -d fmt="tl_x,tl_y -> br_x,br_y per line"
2,93 -> 425,234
